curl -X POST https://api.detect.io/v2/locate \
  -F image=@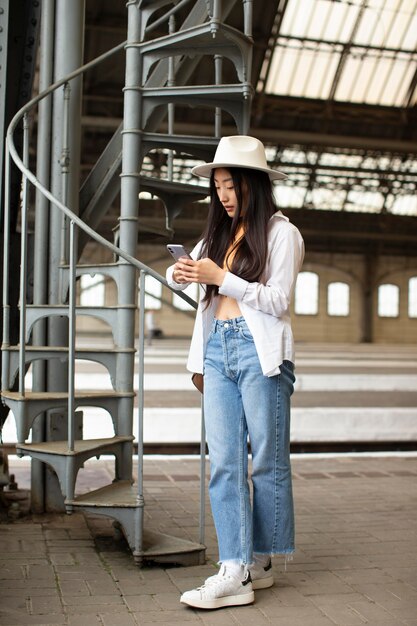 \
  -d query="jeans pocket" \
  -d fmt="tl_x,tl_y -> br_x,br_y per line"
238,326 -> 254,342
